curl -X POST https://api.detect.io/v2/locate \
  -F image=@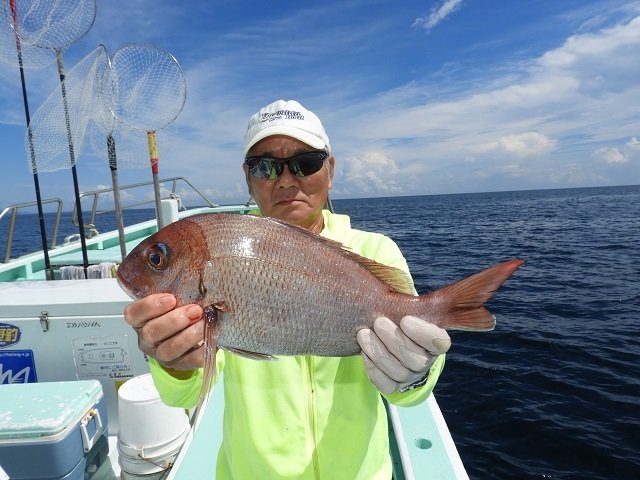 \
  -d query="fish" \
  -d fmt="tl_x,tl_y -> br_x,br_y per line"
117,213 -> 523,411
